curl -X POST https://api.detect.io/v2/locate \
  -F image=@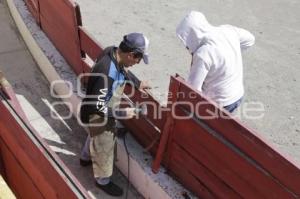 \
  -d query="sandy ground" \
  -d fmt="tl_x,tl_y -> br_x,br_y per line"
75,0 -> 300,160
